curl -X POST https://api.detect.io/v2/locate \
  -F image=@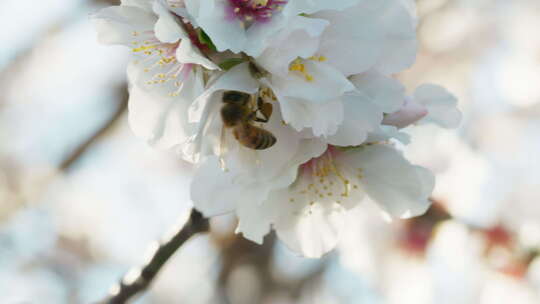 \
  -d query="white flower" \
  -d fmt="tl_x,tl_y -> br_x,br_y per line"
247,0 -> 417,139
252,0 -> 417,77
183,0 -> 361,55
181,61 -> 398,163
128,67 -> 205,149
92,0 -> 463,259
192,143 -> 434,258
312,0 -> 418,76
92,0 -> 218,150
93,0 -> 217,92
